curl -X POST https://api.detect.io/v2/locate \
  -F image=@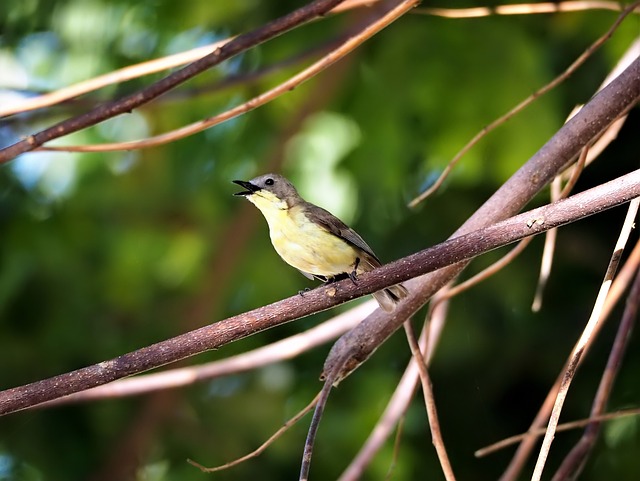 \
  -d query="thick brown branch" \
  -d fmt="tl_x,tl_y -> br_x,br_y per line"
0,169 -> 638,416
0,0 -> 346,163
322,55 -> 640,383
